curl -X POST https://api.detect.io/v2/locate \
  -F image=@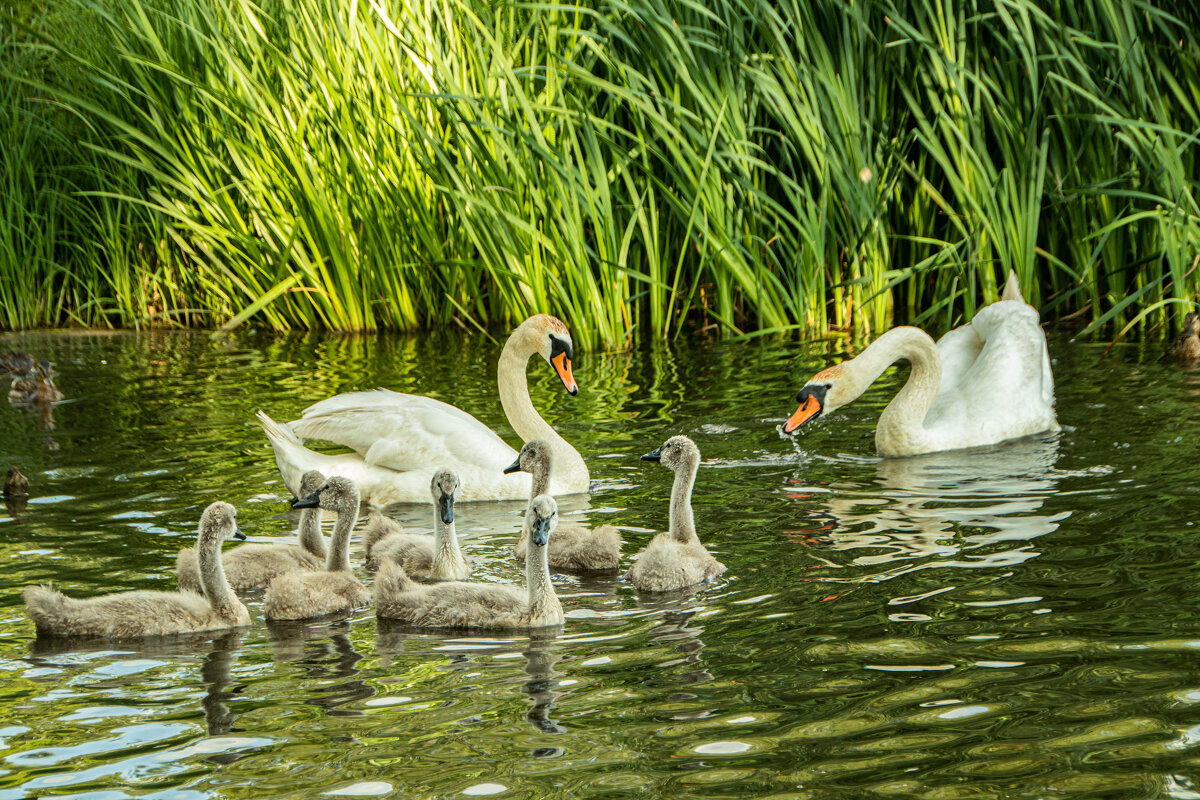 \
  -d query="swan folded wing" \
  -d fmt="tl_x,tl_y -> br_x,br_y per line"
926,302 -> 1057,443
935,324 -> 984,396
292,390 -> 517,474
